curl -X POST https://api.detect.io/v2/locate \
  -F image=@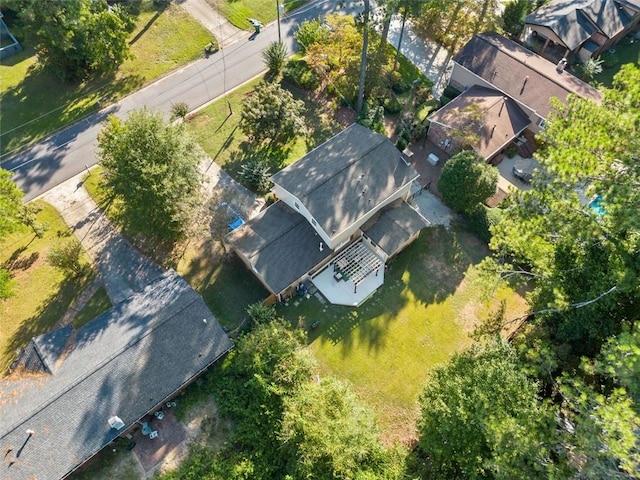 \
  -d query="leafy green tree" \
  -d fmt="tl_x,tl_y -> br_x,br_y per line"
413,0 -> 501,52
293,18 -> 330,53
0,168 -> 24,238
280,377 -> 402,479
490,64 -> 640,358
415,339 -> 554,479
502,0 -> 531,38
262,41 -> 288,76
47,238 -> 84,277
595,324 -> 640,404
240,82 -> 306,147
246,301 -> 277,324
438,150 -> 498,214
555,376 -> 640,478
13,0 -> 134,82
97,109 -> 203,244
